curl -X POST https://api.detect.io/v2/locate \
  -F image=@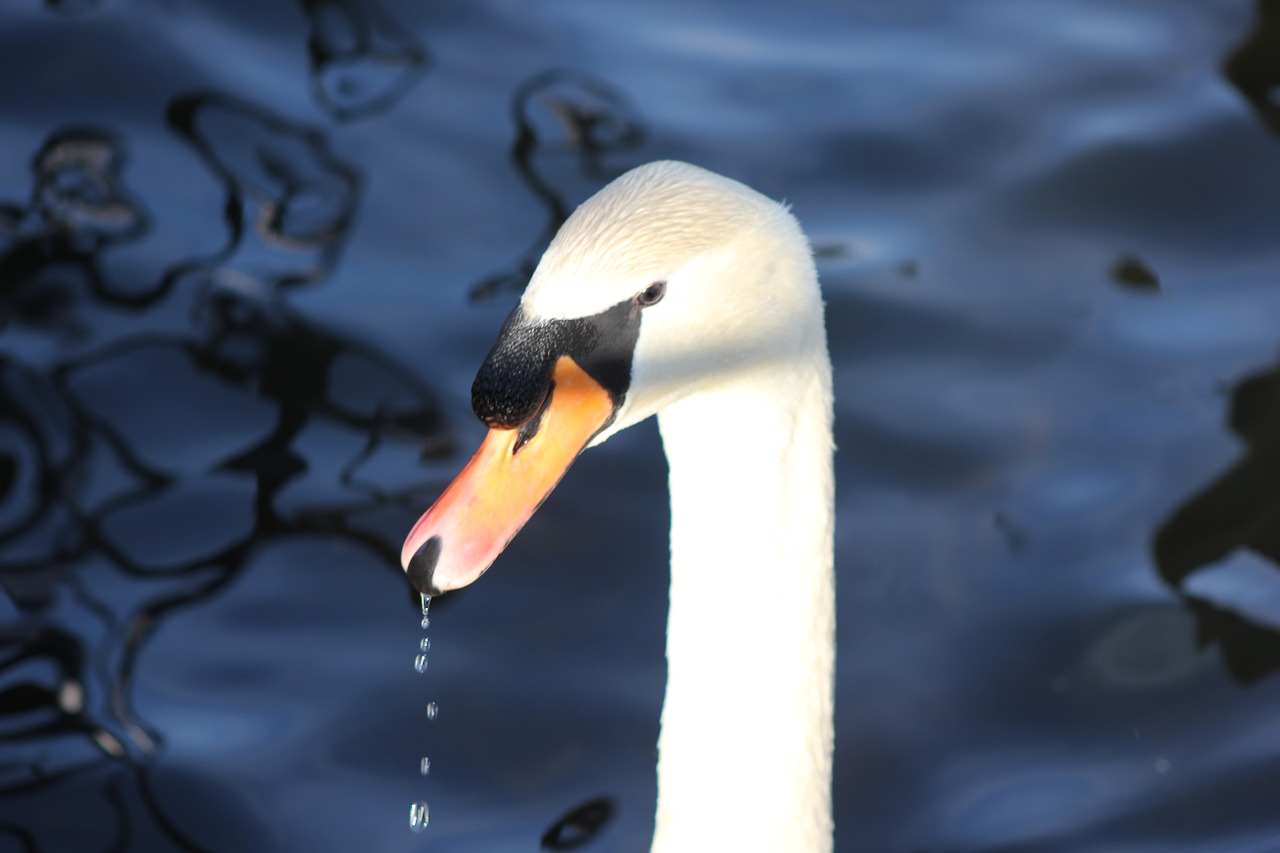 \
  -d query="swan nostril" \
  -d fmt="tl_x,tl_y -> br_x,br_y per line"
407,536 -> 444,595
513,378 -> 556,454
